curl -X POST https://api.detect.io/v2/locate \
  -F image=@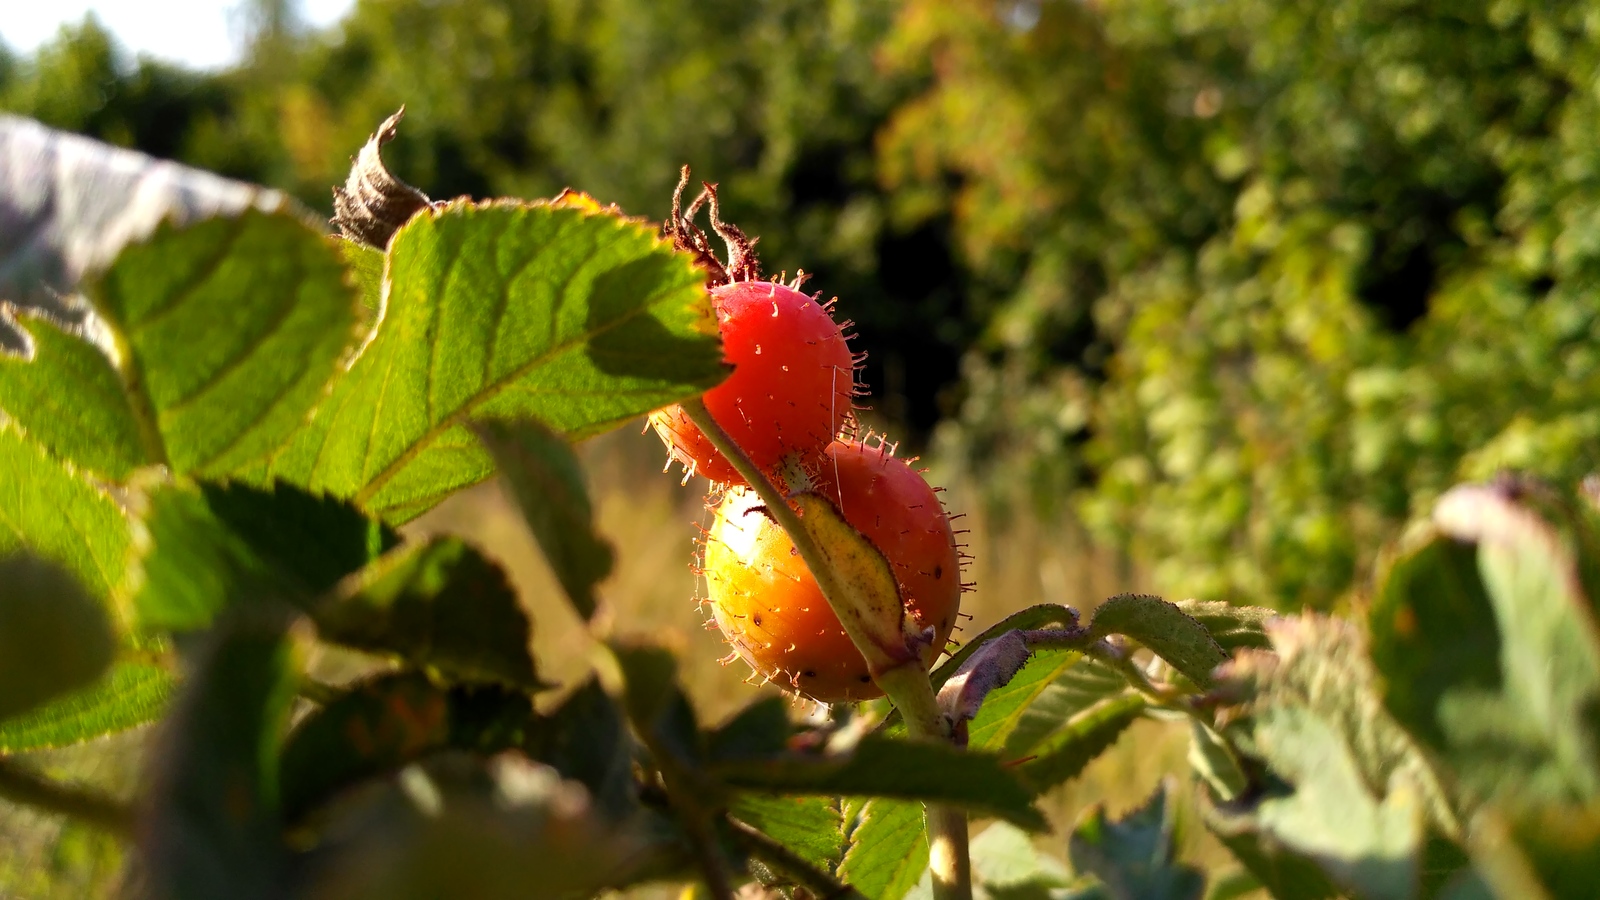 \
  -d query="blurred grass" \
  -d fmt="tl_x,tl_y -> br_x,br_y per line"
0,420 -> 1250,896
